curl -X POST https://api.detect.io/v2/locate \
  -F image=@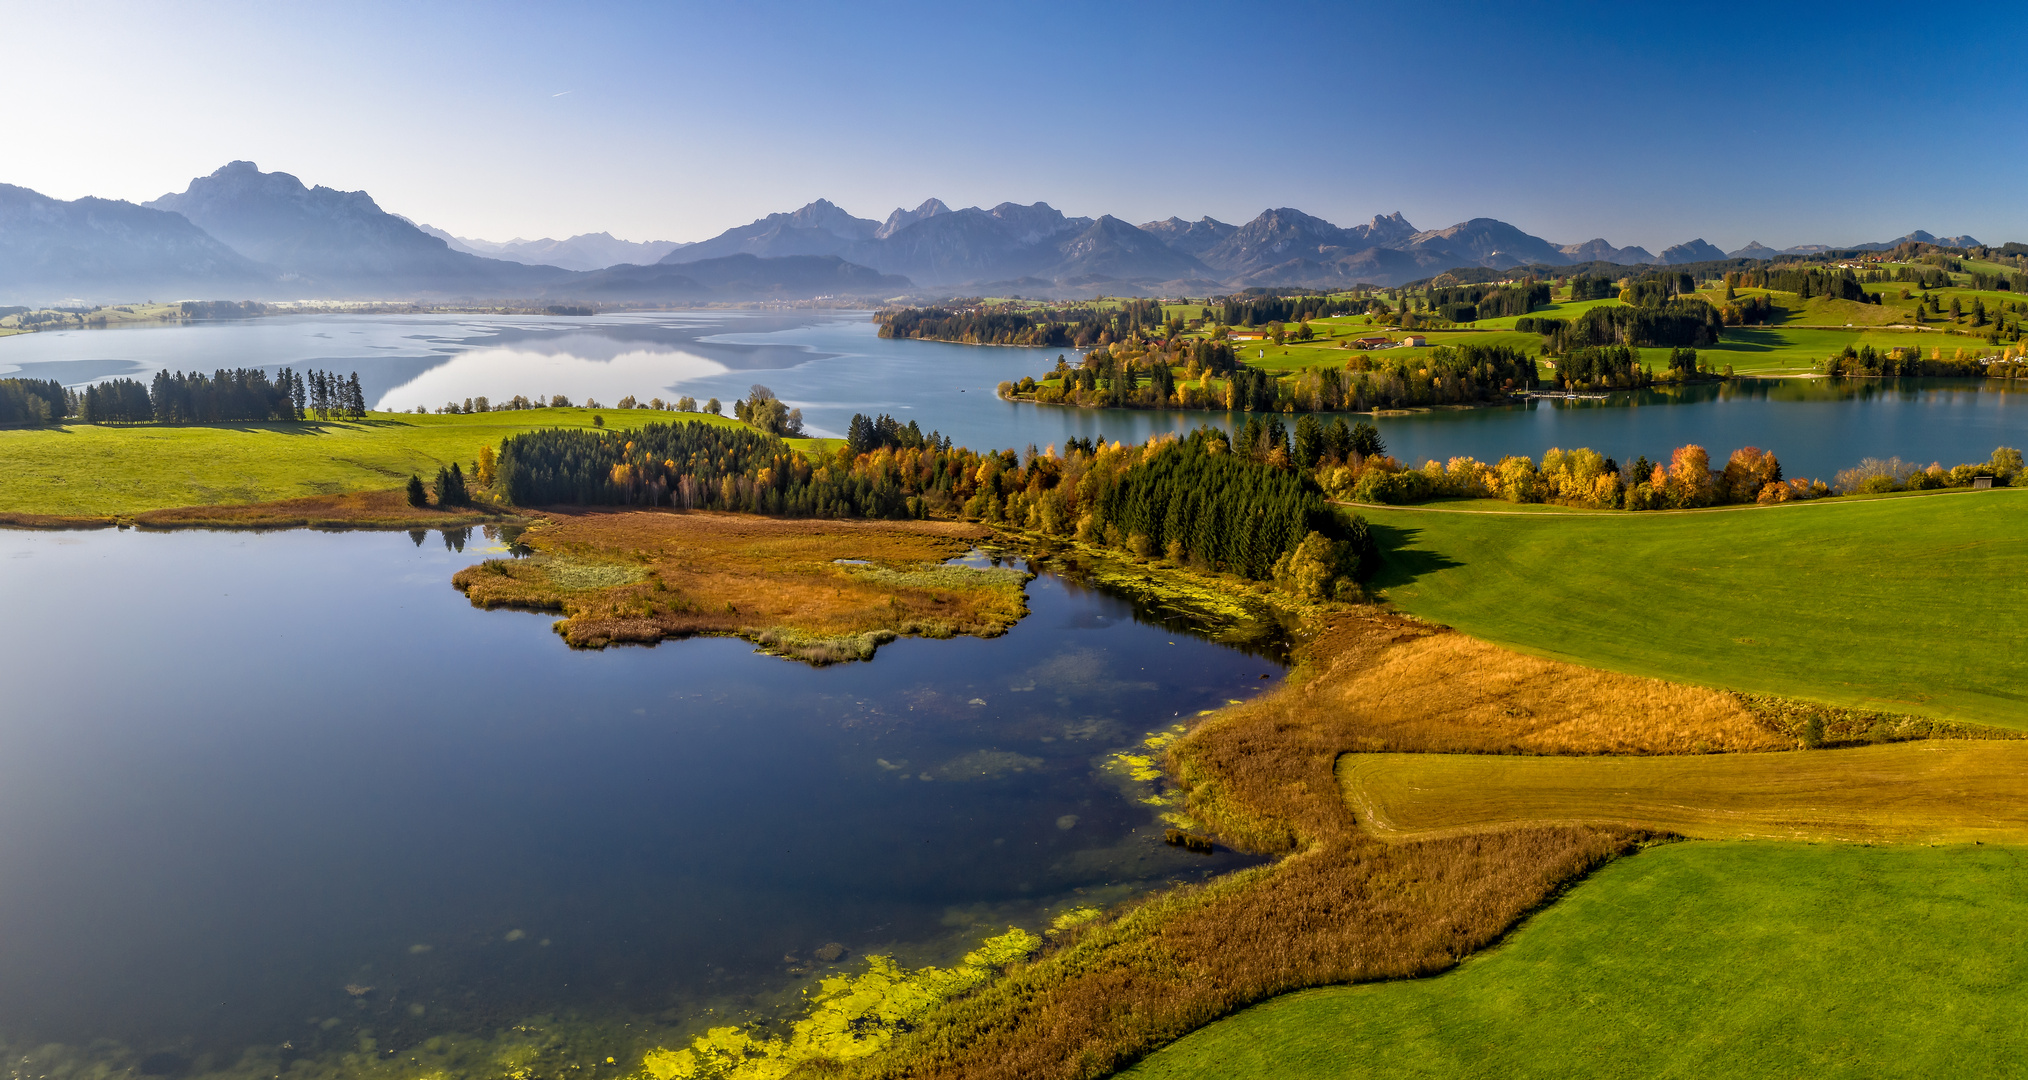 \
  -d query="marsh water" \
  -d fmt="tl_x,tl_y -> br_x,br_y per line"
3,310 -> 2027,477
0,527 -> 1276,1066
